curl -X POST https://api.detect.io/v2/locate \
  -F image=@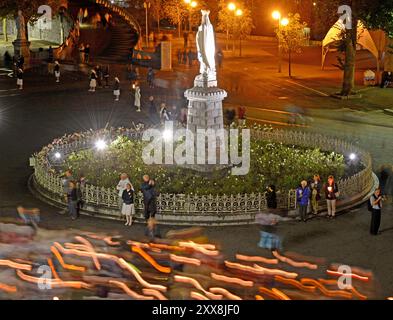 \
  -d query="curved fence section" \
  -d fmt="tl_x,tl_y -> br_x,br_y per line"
30,127 -> 374,225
